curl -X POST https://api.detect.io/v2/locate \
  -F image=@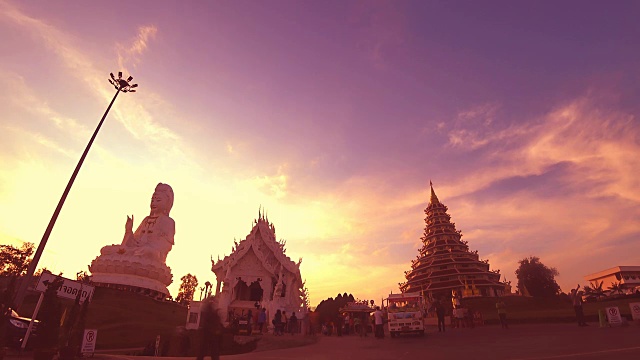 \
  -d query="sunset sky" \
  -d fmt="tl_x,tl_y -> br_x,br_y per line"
1,0 -> 639,307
